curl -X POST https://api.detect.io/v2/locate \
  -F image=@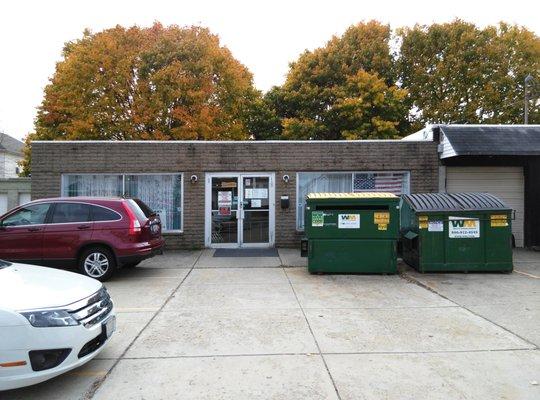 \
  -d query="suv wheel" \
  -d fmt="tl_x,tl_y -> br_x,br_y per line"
79,247 -> 116,281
